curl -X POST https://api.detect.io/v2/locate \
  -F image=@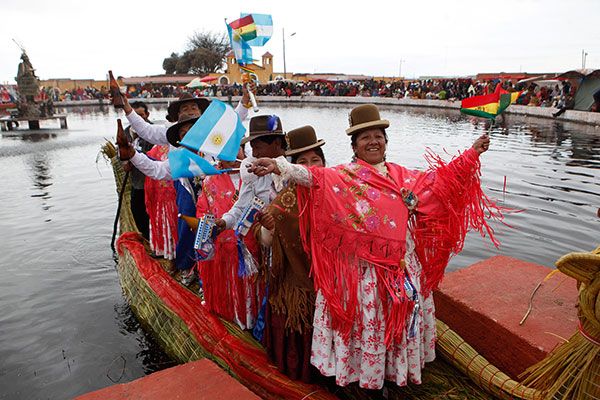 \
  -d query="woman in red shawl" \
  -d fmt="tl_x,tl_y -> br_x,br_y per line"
196,147 -> 261,330
249,104 -> 502,389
